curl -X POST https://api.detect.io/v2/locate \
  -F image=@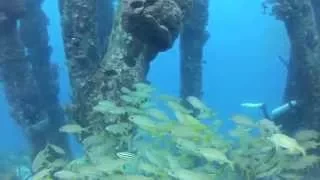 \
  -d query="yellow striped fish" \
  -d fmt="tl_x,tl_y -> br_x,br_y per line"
116,152 -> 136,160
